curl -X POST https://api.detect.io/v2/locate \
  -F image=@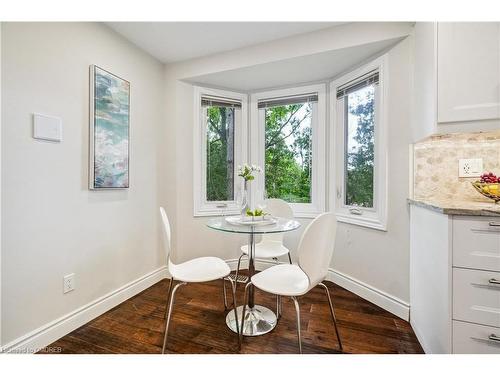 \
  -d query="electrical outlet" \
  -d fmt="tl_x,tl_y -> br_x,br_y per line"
459,158 -> 483,178
63,273 -> 75,294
